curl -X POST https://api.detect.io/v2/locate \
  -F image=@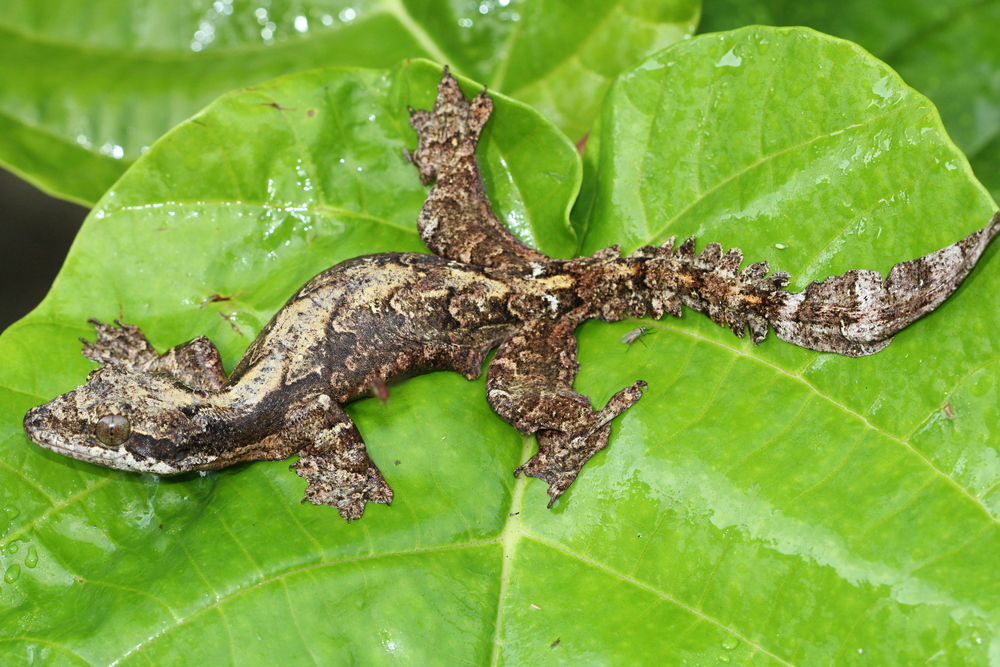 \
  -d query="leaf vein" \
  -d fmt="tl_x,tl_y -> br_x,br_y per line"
520,530 -> 796,667
651,105 -> 913,243
650,322 -> 1000,526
